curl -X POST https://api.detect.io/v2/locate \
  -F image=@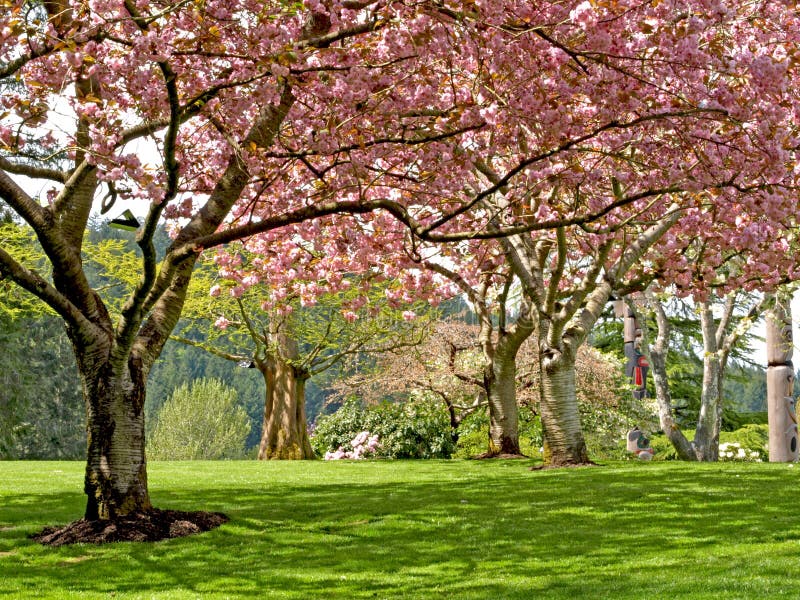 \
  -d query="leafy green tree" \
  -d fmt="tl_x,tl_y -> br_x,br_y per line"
0,218 -> 84,458
147,378 -> 250,460
145,340 -> 264,449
